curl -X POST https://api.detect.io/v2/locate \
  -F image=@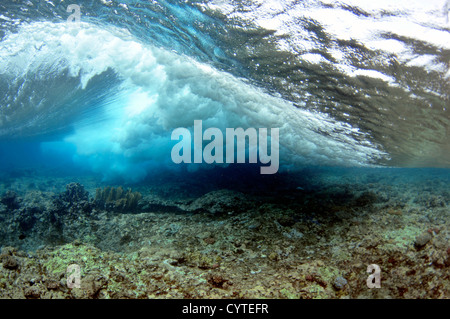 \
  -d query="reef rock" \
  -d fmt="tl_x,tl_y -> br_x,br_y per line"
57,183 -> 92,215
414,232 -> 432,249
185,189 -> 250,215
0,190 -> 20,210
60,183 -> 89,204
